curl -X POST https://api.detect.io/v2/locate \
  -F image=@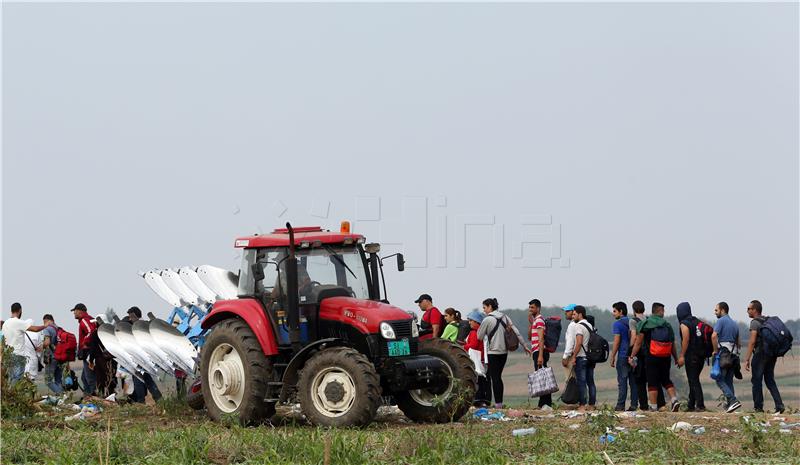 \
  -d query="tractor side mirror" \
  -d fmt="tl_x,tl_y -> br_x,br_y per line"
251,263 -> 265,282
396,253 -> 405,272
